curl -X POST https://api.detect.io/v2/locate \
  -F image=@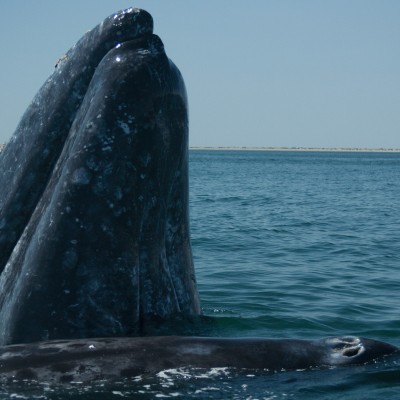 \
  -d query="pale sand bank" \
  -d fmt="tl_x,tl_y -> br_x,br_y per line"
1,144 -> 399,153
190,147 -> 400,153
